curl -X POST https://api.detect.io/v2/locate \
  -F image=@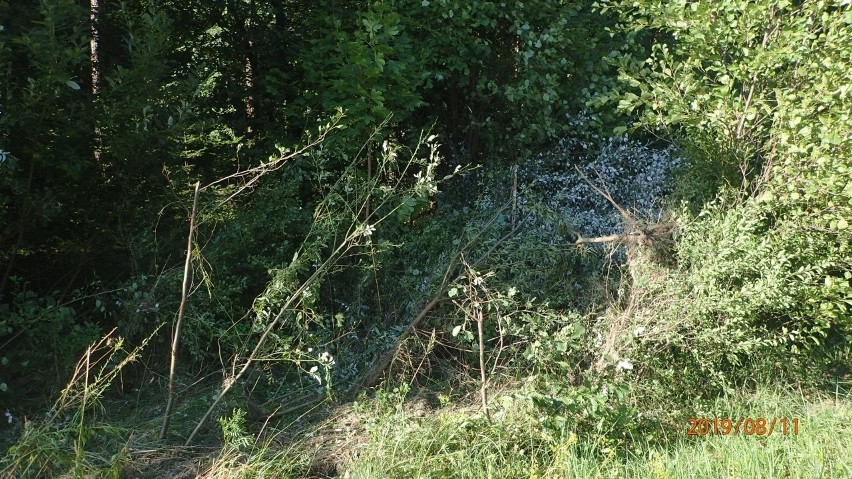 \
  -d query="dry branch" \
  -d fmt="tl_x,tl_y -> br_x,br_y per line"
574,233 -> 624,245
160,181 -> 200,439
570,165 -> 677,249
